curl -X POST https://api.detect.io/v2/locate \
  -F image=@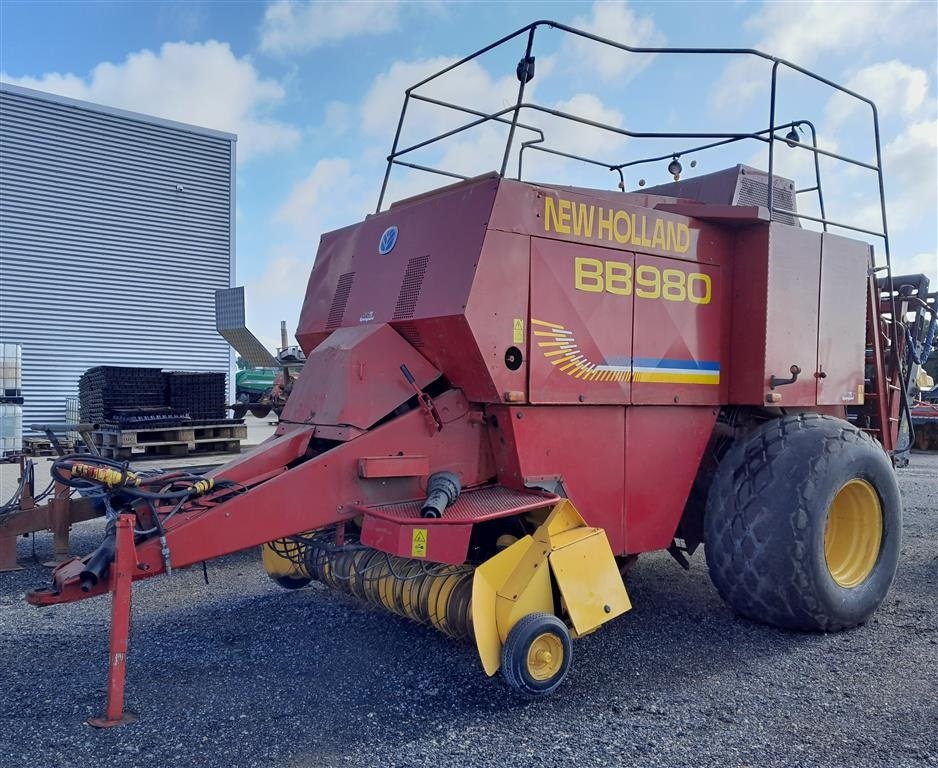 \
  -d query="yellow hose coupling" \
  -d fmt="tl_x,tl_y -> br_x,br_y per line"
191,478 -> 214,496
70,464 -> 139,487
